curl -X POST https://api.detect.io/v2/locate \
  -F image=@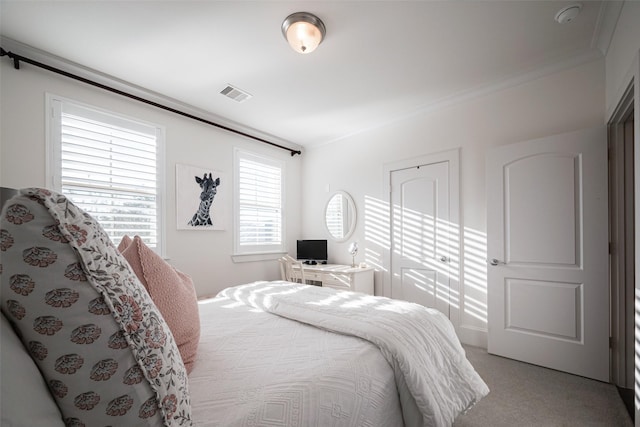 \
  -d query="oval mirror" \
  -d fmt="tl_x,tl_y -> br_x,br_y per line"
324,191 -> 356,242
